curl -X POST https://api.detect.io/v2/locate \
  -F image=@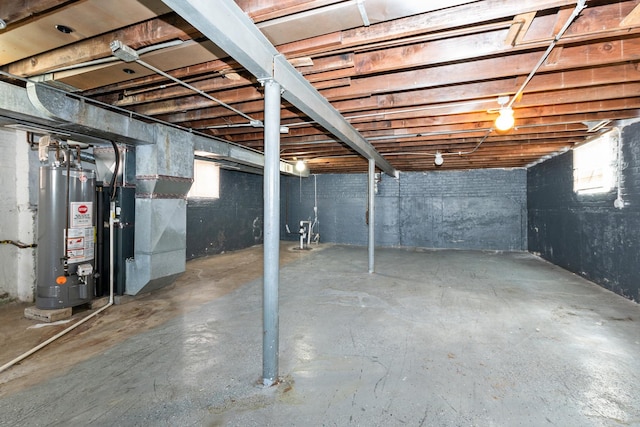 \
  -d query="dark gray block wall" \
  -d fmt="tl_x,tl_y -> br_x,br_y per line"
282,169 -> 527,251
528,121 -> 640,301
186,169 -> 263,260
